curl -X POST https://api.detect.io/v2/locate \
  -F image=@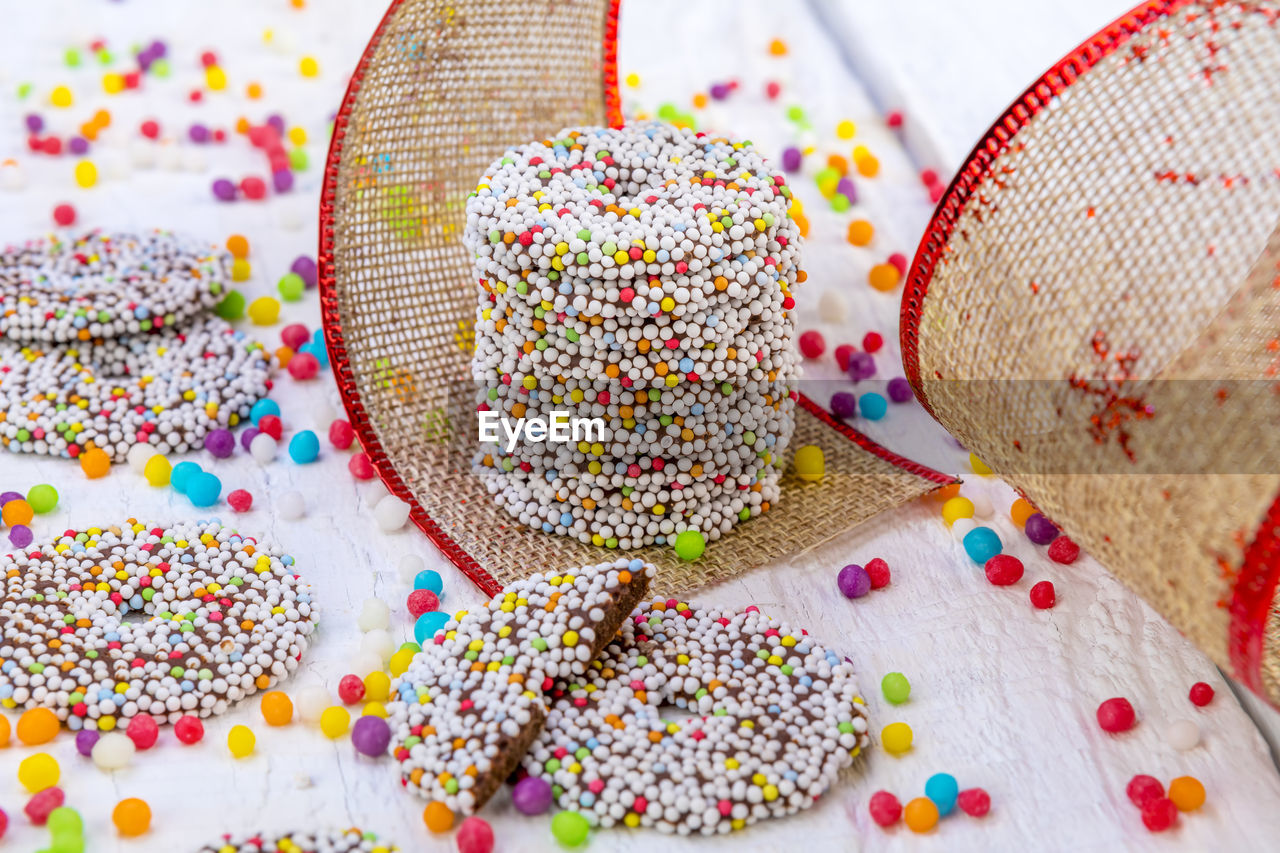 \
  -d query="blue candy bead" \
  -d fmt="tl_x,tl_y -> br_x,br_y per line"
187,472 -> 222,508
249,398 -> 280,425
170,461 -> 202,495
288,430 -> 320,463
414,611 -> 450,645
413,569 -> 444,595
962,526 -> 1002,564
858,392 -> 888,421
925,772 -> 959,816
